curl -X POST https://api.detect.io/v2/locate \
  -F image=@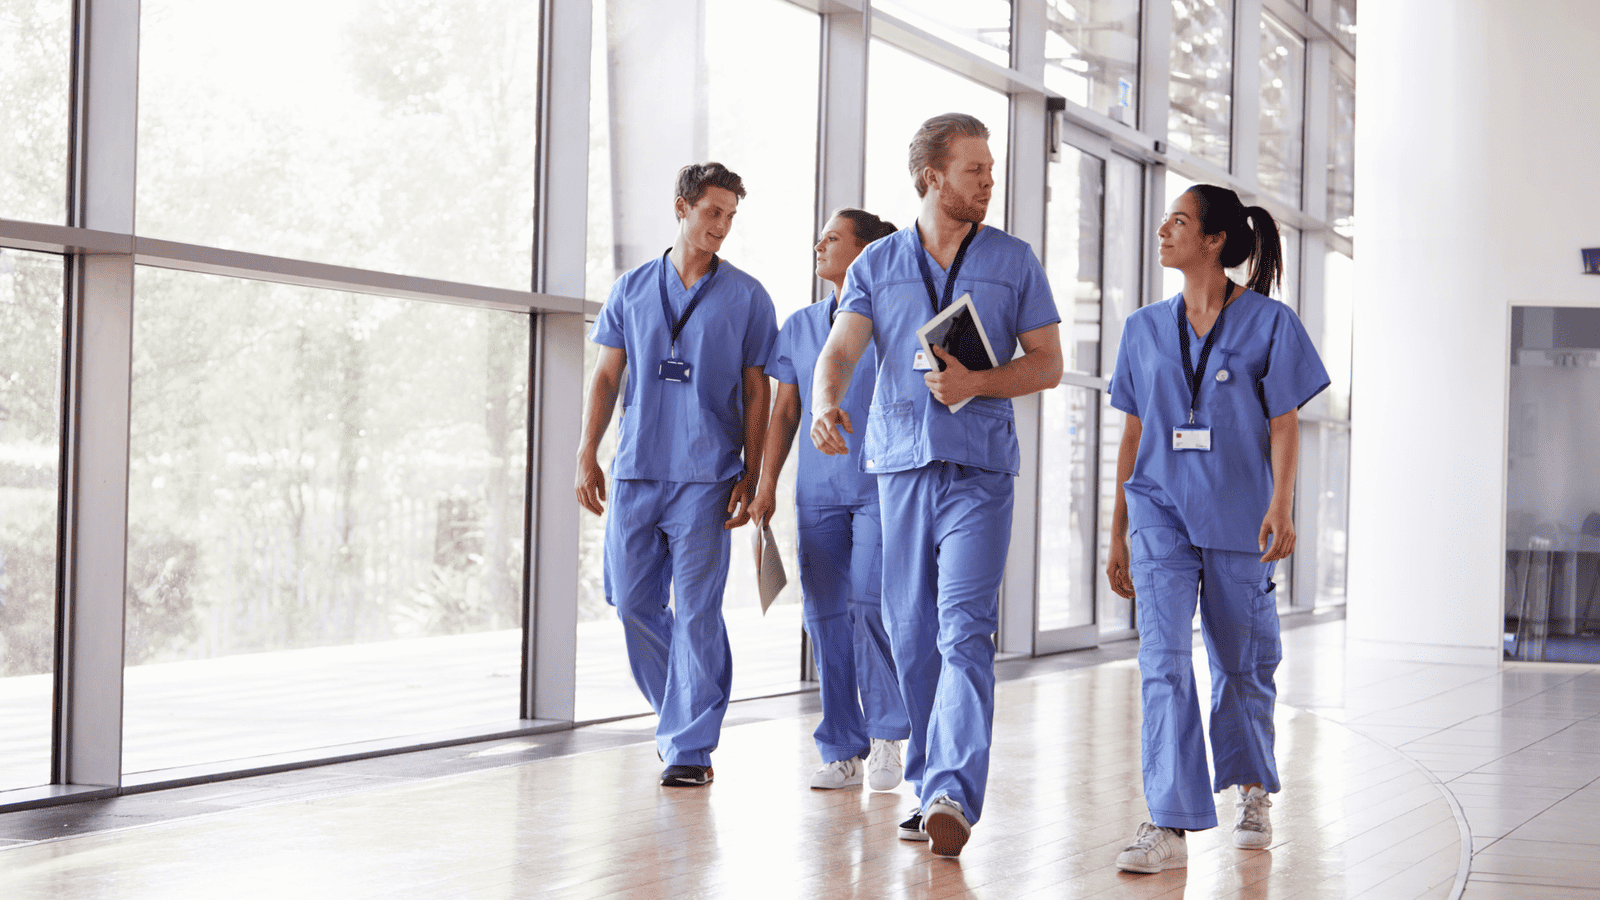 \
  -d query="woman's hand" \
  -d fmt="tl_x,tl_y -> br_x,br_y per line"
1258,503 -> 1296,562
747,485 -> 778,529
1107,535 -> 1136,599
